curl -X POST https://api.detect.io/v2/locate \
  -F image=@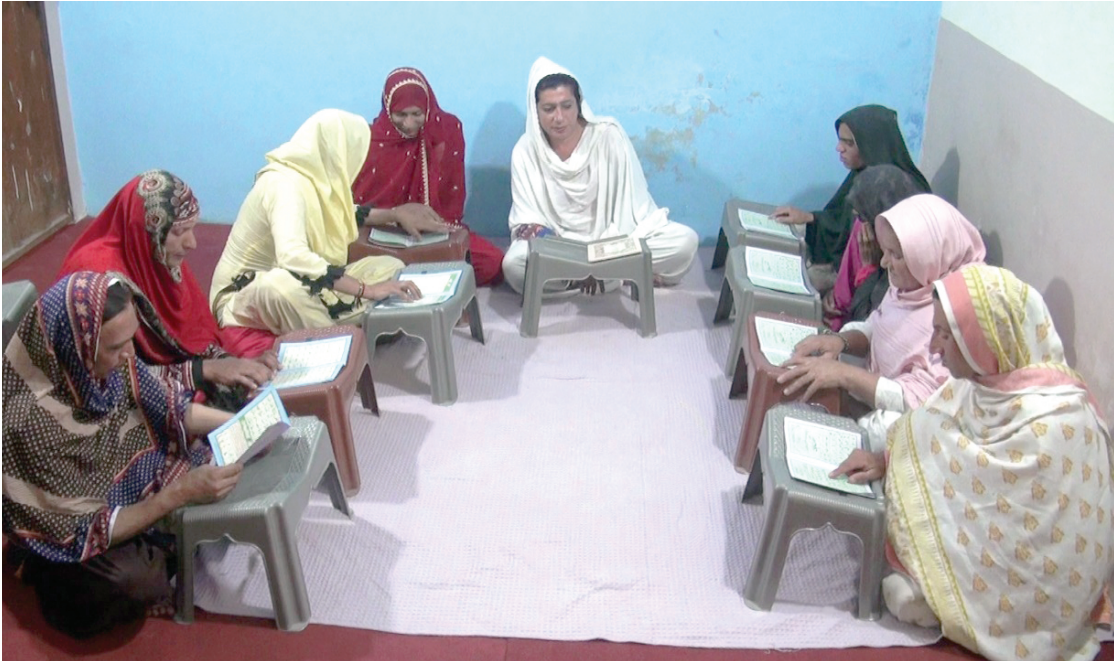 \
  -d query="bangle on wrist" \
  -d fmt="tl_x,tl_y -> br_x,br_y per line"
356,282 -> 366,300
819,328 -> 849,354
